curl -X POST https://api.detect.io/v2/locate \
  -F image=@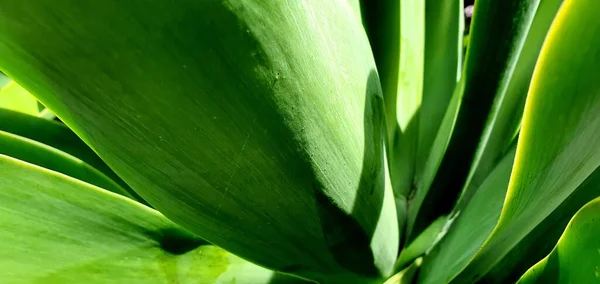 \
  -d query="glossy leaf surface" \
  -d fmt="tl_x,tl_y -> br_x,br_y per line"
454,0 -> 600,280
0,108 -> 143,202
0,154 -> 304,284
518,196 -> 600,283
407,0 -> 540,240
0,1 -> 398,281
